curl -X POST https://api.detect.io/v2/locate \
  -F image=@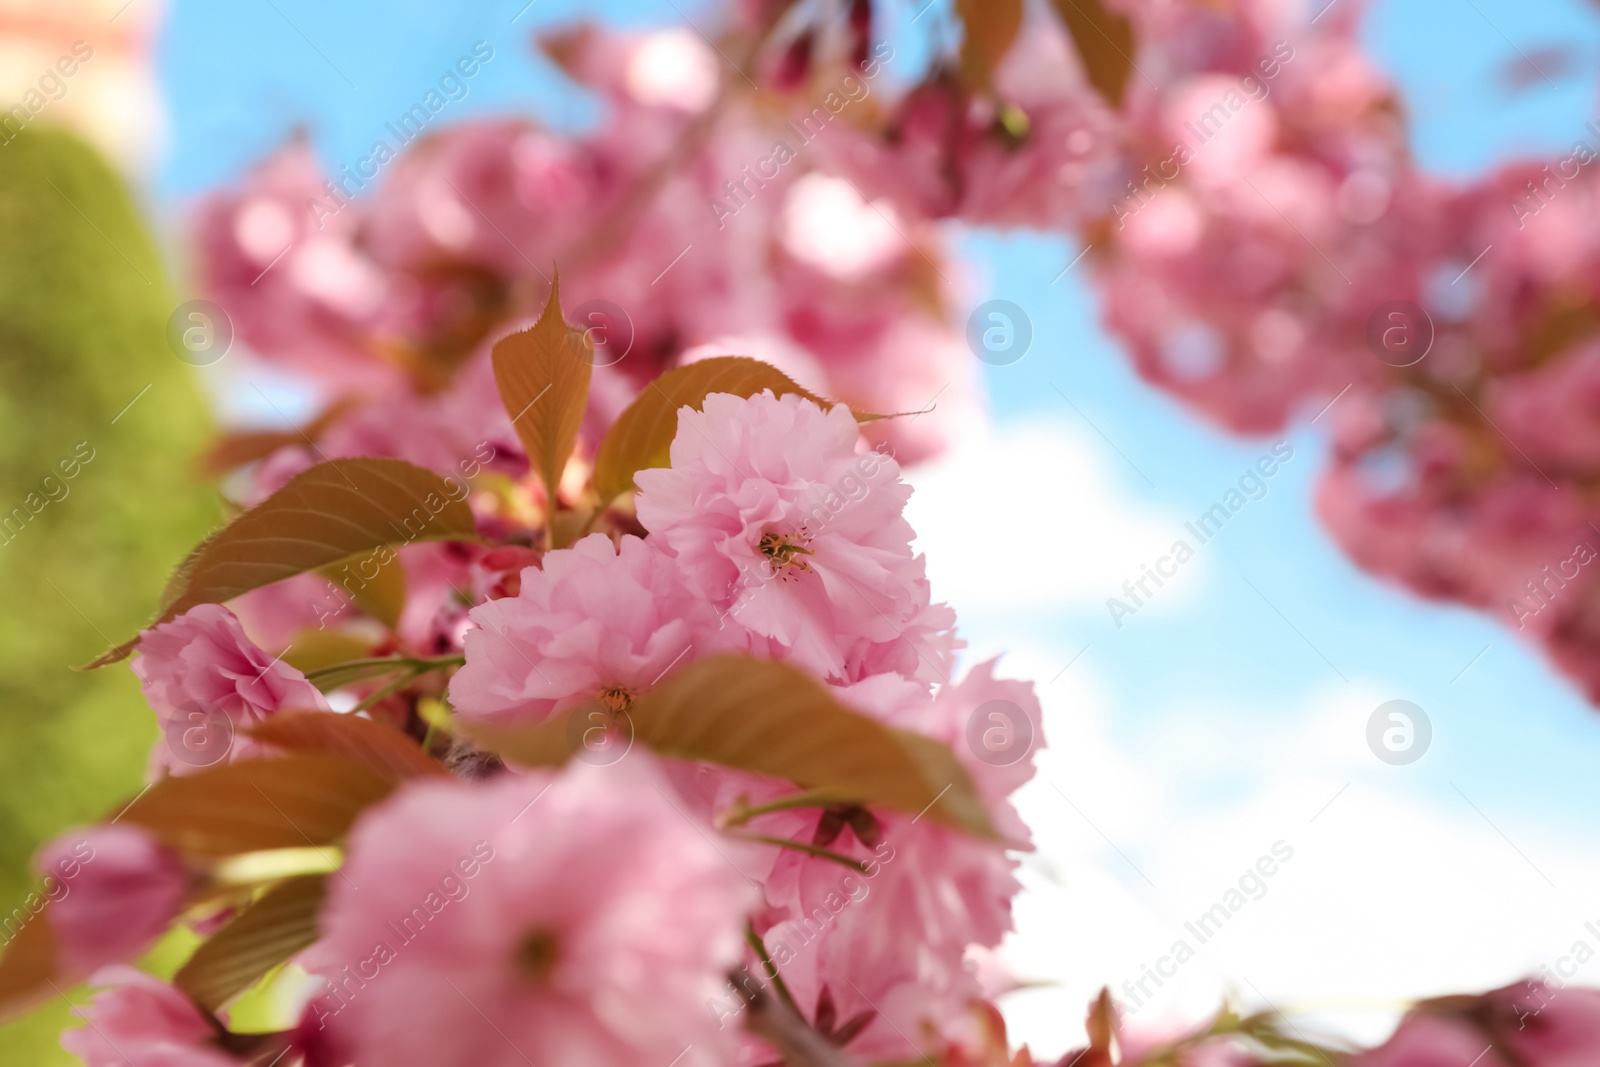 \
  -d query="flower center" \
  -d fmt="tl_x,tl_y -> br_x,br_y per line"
759,531 -> 814,578
514,928 -> 560,982
598,685 -> 634,713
